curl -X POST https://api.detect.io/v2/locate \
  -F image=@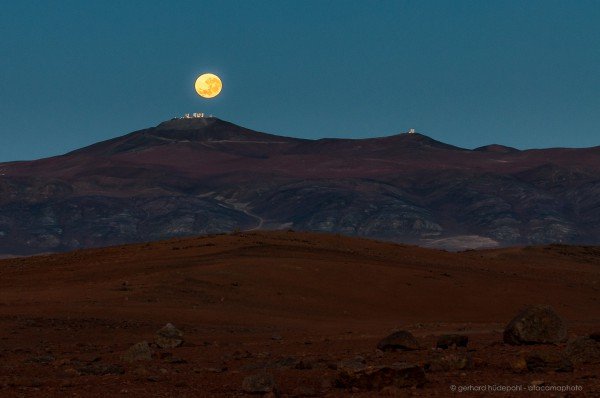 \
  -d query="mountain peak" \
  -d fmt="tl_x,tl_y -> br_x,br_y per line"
68,116 -> 300,157
378,131 -> 466,151
155,116 -> 219,131
152,117 -> 299,143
